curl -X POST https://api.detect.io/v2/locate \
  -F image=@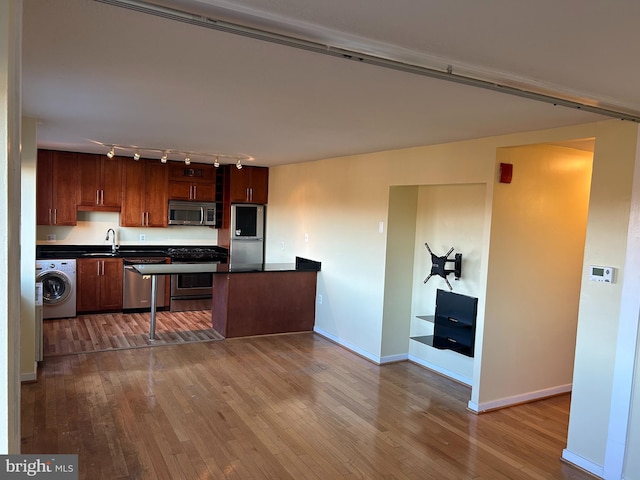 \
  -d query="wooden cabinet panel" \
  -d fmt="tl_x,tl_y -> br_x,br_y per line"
228,166 -> 268,204
212,271 -> 316,338
77,258 -> 123,312
168,161 -> 216,201
36,150 -> 54,226
77,259 -> 102,312
36,150 -> 77,225
100,259 -> 124,310
121,159 -> 168,227
168,180 -> 215,202
168,162 -> 215,183
145,161 -> 169,227
77,153 -> 123,210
